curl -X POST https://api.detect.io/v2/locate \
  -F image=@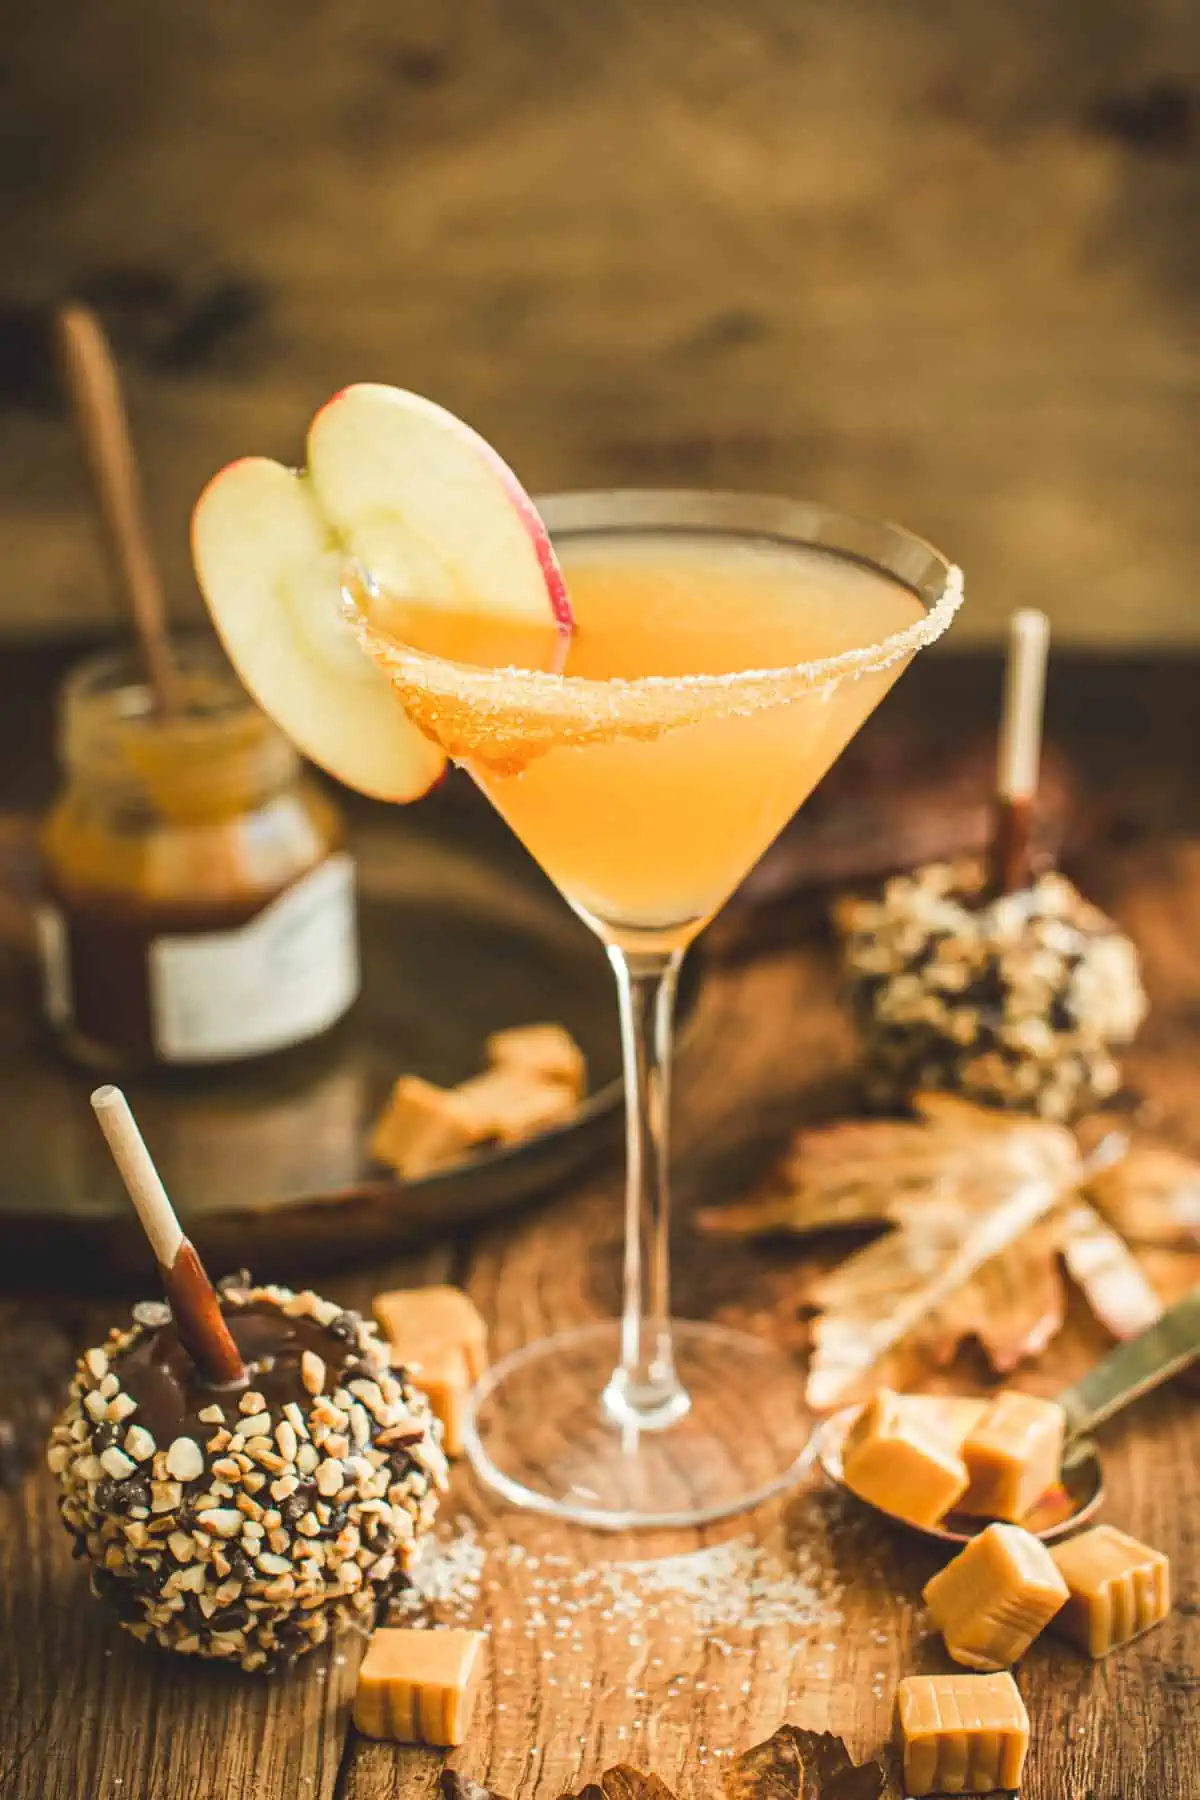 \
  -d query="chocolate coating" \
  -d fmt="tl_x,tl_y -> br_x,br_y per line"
838,862 -> 1147,1120
47,1282 -> 447,1672
116,1302 -> 358,1443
